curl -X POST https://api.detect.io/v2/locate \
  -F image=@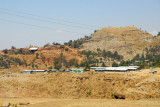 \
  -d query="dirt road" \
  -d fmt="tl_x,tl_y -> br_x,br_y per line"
0,98 -> 160,107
